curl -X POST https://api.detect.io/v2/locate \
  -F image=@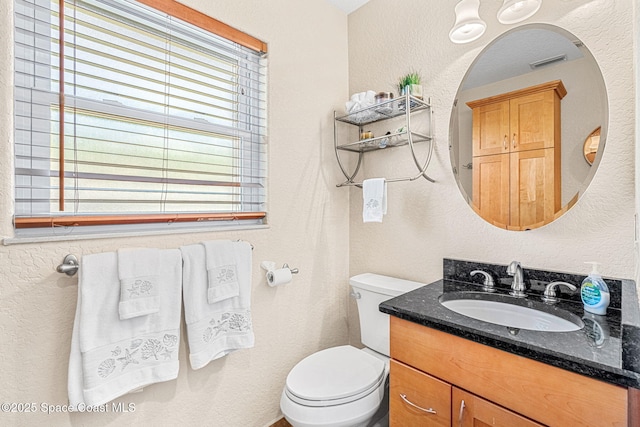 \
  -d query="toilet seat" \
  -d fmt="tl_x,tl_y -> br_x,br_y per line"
285,345 -> 386,407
